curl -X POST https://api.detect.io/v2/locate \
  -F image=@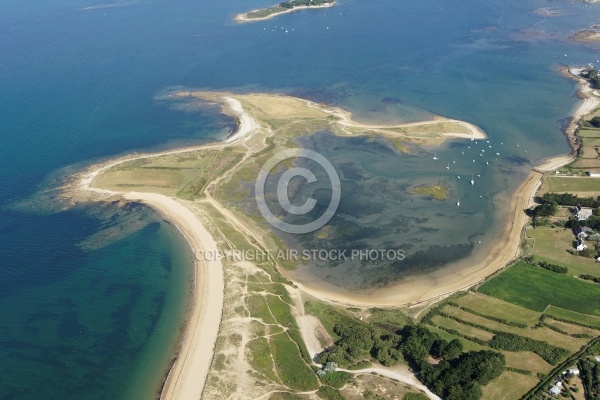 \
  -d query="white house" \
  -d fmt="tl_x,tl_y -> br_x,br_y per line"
577,240 -> 588,252
594,355 -> 600,362
549,384 -> 562,396
588,172 -> 600,177
577,207 -> 594,221
567,367 -> 580,375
